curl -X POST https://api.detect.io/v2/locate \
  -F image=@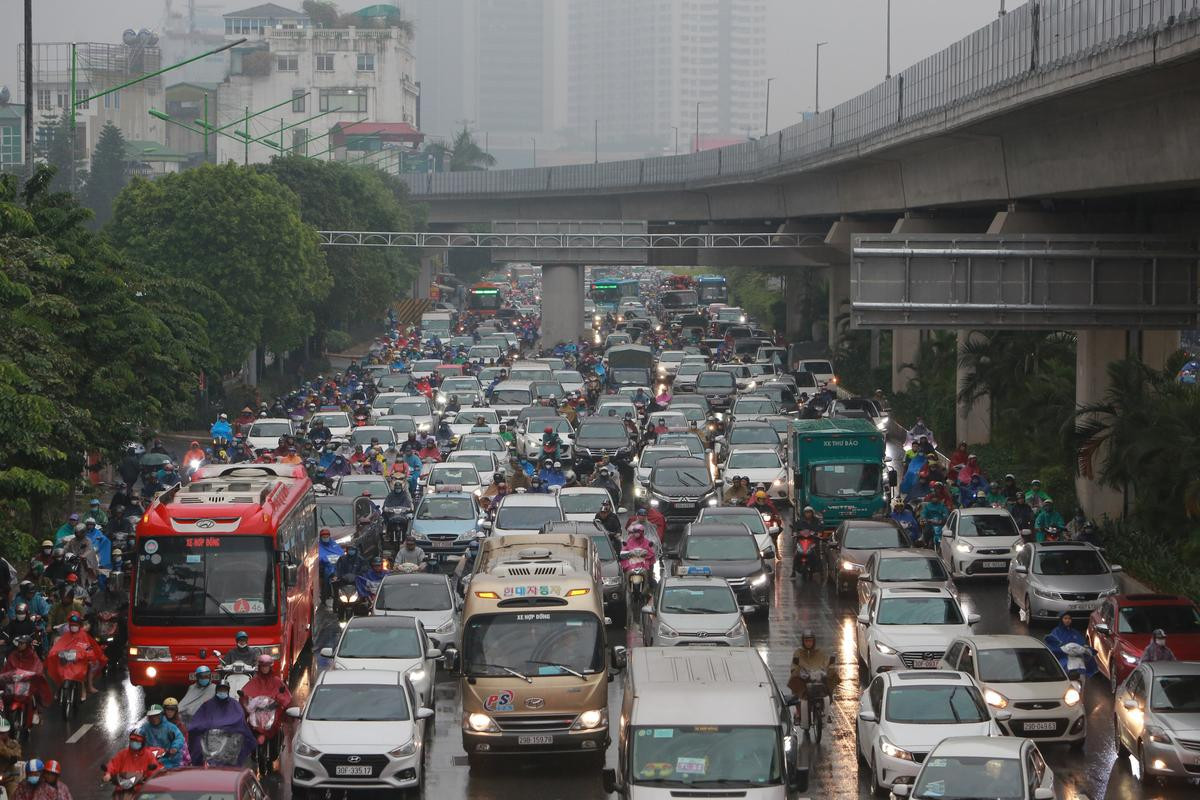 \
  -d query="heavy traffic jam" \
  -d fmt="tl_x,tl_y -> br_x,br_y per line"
8,267 -> 1199,800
